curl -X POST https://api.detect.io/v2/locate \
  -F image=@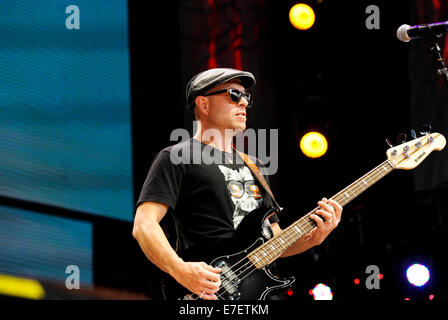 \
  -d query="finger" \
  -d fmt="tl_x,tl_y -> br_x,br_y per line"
318,200 -> 339,224
201,270 -> 221,283
327,199 -> 341,210
201,279 -> 221,291
201,262 -> 222,273
310,213 -> 324,228
202,292 -> 218,300
318,200 -> 334,213
328,199 -> 342,220
197,287 -> 219,300
304,227 -> 317,240
199,271 -> 220,284
199,263 -> 221,281
315,209 -> 332,222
